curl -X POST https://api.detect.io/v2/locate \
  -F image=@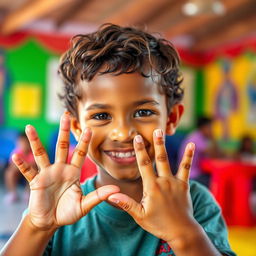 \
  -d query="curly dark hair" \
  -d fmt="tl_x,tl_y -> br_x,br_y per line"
58,23 -> 184,118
